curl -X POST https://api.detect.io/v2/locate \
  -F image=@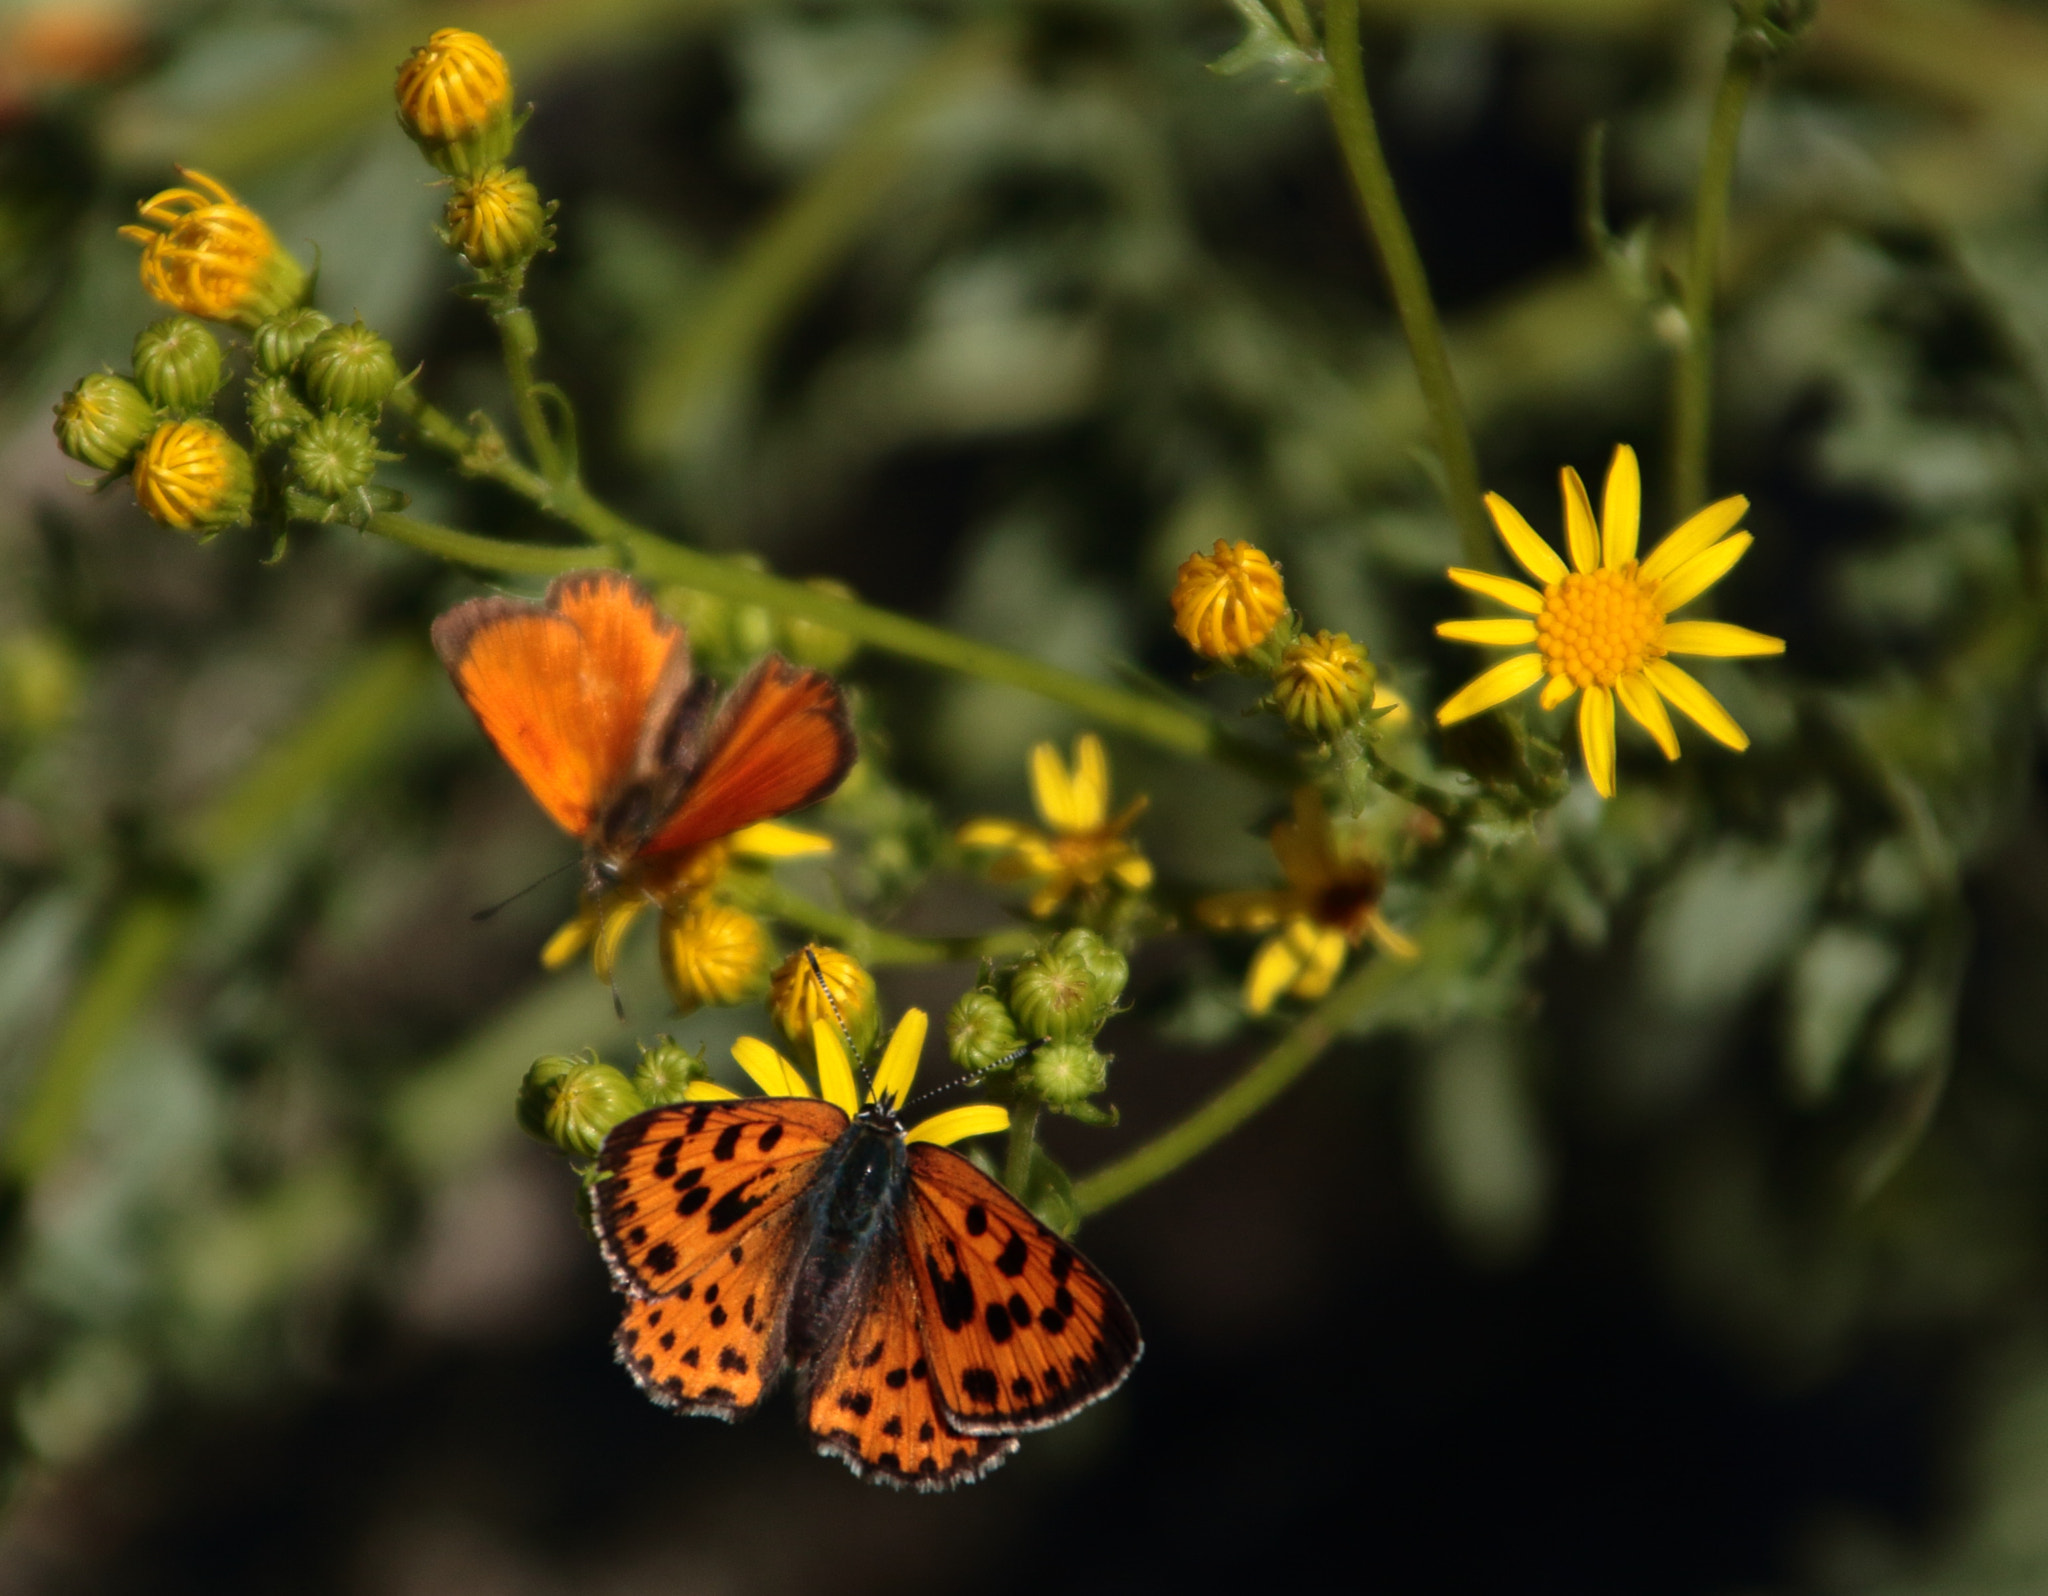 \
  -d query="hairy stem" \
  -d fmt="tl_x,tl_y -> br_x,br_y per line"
495,300 -> 565,483
1321,0 -> 1491,569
